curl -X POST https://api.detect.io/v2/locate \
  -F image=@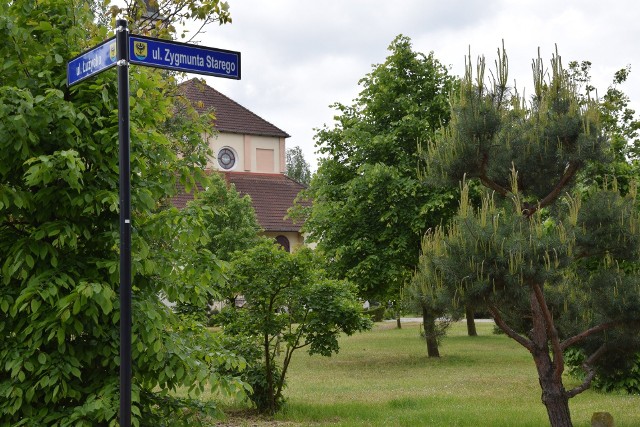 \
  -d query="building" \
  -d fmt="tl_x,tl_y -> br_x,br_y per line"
175,78 -> 308,251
